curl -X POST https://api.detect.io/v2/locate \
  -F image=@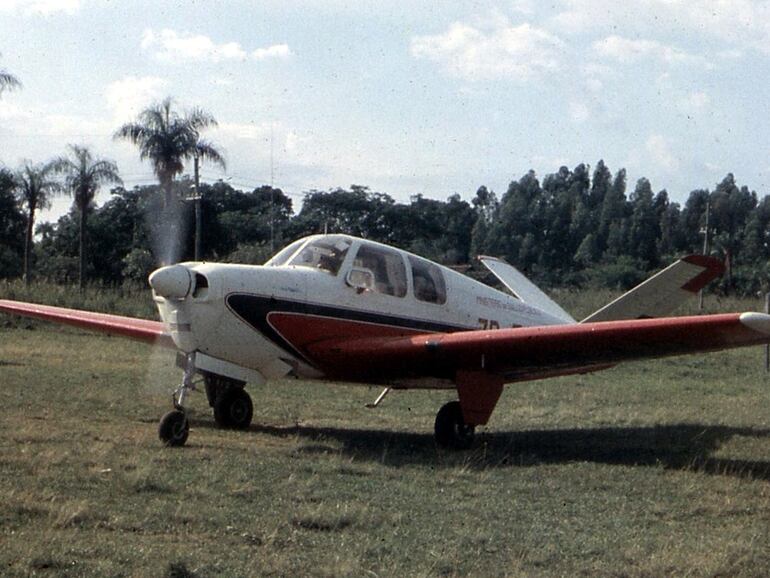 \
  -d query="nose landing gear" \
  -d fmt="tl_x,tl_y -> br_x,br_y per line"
158,353 -> 196,447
